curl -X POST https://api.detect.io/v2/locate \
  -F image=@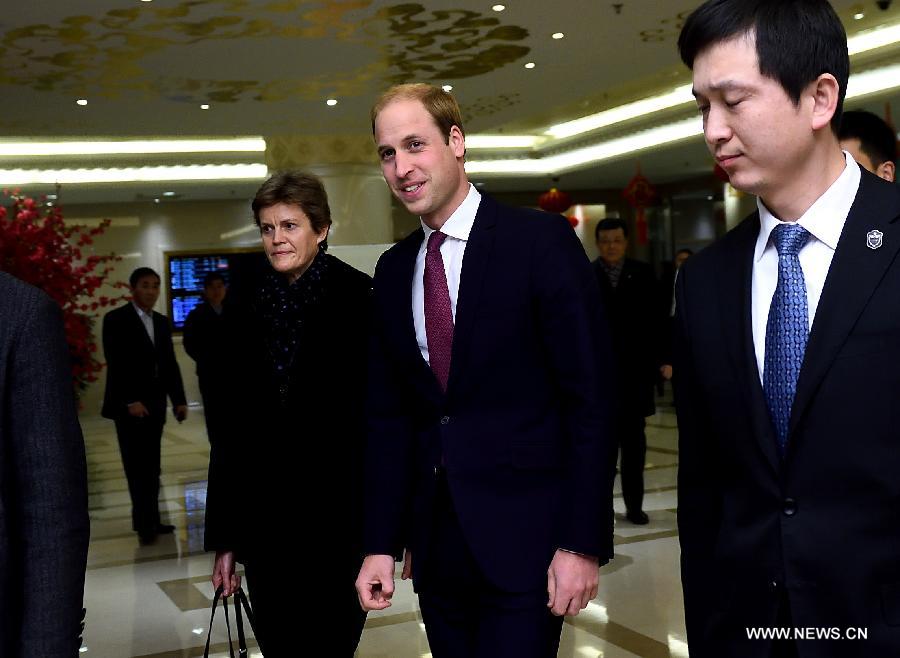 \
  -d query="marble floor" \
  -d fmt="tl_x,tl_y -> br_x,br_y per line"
80,397 -> 686,657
